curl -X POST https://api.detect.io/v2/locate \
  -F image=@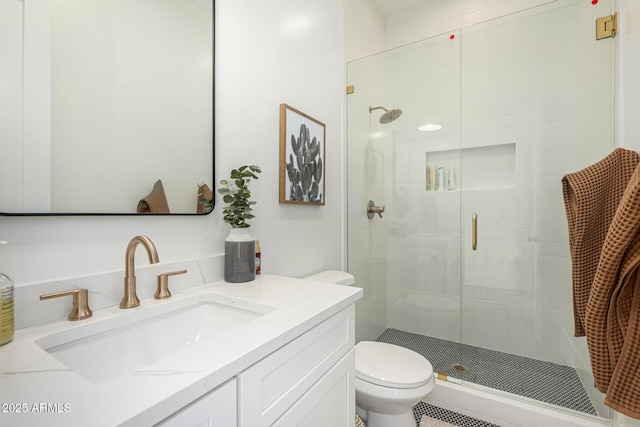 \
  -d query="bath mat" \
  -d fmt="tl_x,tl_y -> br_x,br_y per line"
414,402 -> 501,427
420,414 -> 456,427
